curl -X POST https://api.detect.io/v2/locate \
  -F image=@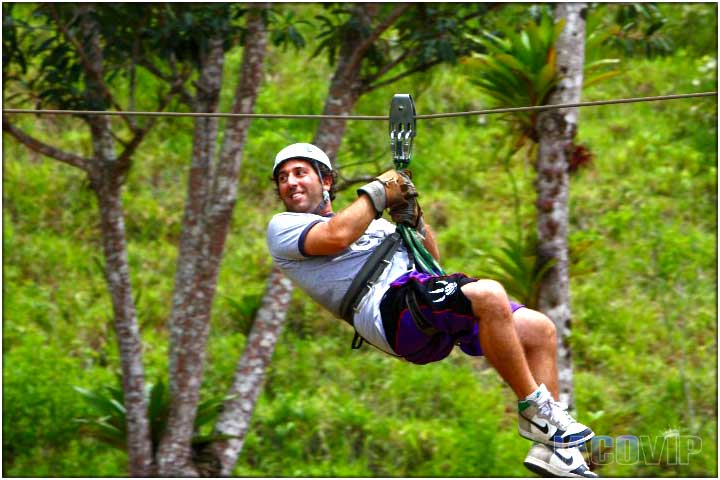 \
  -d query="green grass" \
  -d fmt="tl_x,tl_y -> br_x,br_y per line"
2,6 -> 717,477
